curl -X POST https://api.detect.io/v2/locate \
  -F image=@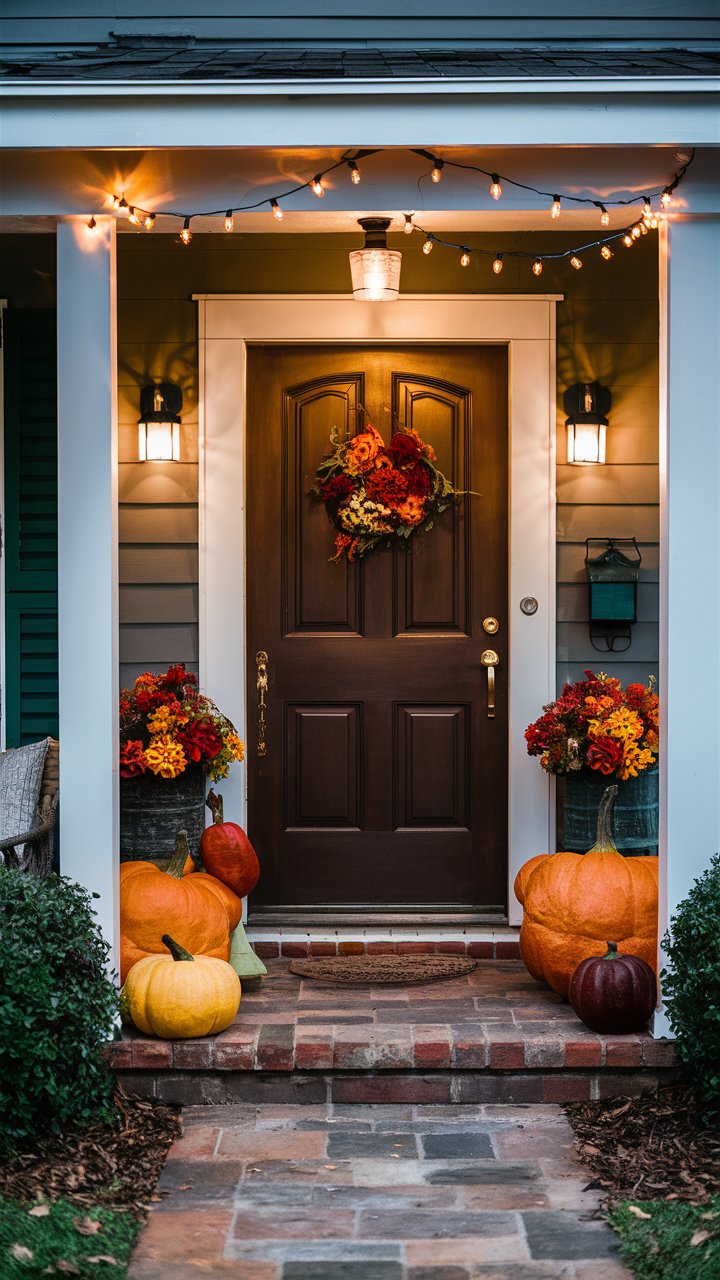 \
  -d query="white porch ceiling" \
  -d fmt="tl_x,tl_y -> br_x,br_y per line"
1,144 -> 716,232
